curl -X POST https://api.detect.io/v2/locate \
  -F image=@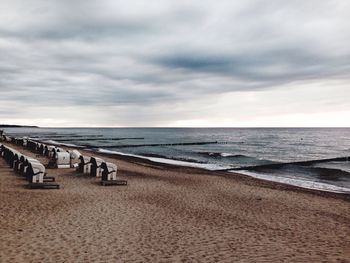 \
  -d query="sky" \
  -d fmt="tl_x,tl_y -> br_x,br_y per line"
0,0 -> 349,127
